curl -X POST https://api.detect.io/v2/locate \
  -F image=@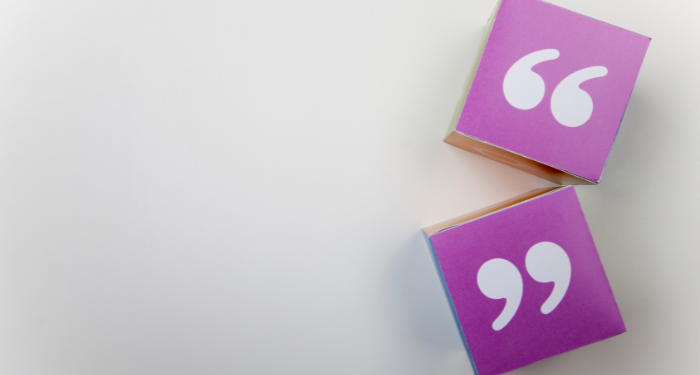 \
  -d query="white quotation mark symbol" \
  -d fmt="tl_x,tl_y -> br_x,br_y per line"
477,241 -> 571,330
503,49 -> 608,127
550,66 -> 608,127
525,242 -> 571,314
477,258 -> 523,331
503,49 -> 560,110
